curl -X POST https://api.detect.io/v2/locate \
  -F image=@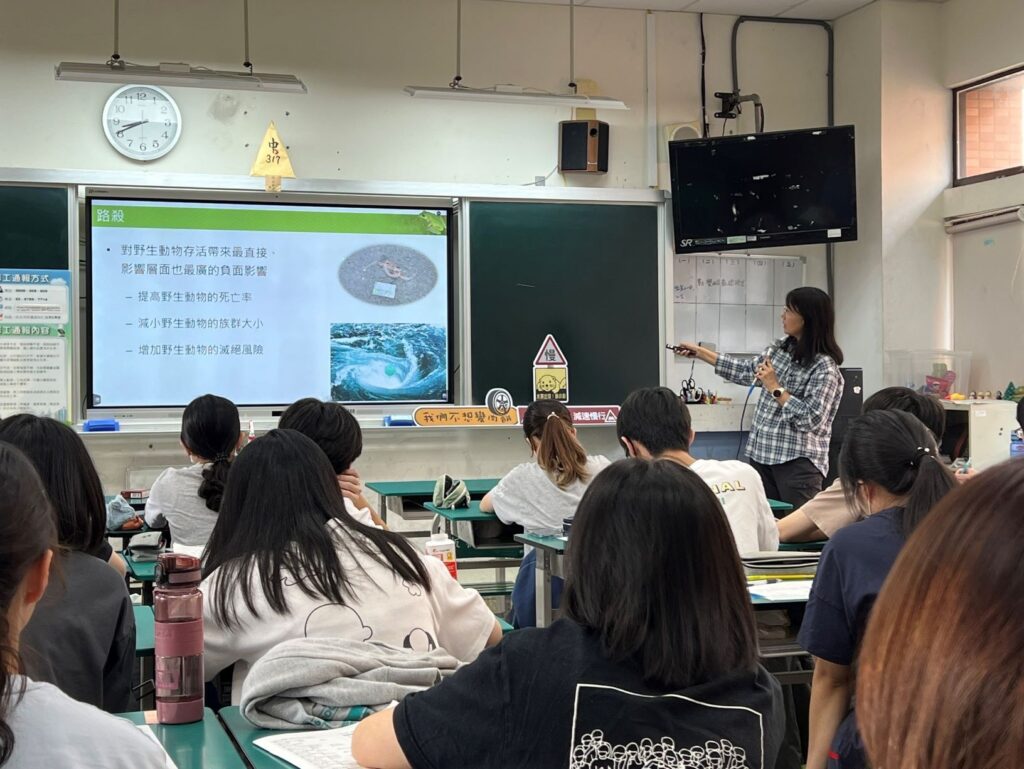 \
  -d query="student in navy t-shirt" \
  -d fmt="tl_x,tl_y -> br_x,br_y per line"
799,410 -> 956,769
353,458 -> 786,769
